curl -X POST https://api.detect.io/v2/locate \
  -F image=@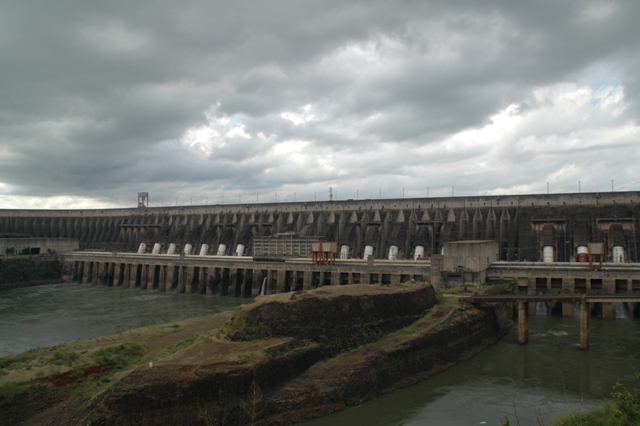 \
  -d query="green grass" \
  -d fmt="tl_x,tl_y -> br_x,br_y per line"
533,372 -> 640,426
0,350 -> 38,371
93,343 -> 145,370
441,281 -> 512,295
49,350 -> 80,366
553,402 -> 622,426
0,383 -> 25,406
